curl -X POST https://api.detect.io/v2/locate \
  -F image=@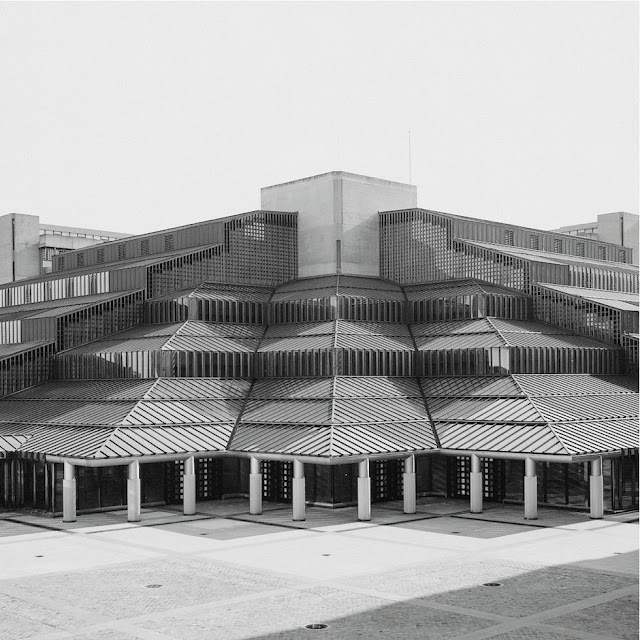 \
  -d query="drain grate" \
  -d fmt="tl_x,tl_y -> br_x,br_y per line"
482,582 -> 503,587
305,624 -> 328,630
146,584 -> 163,589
